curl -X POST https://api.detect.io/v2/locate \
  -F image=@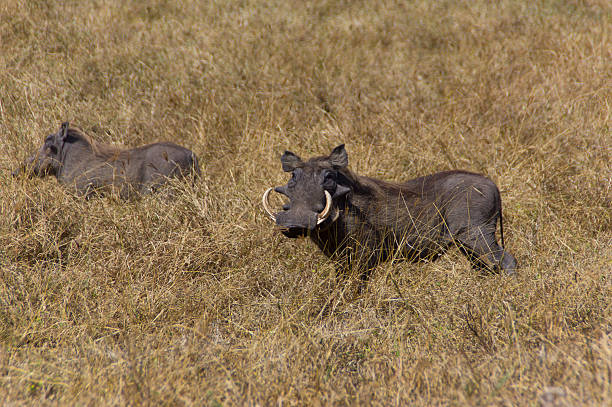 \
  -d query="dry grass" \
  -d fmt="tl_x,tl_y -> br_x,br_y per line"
0,0 -> 610,405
